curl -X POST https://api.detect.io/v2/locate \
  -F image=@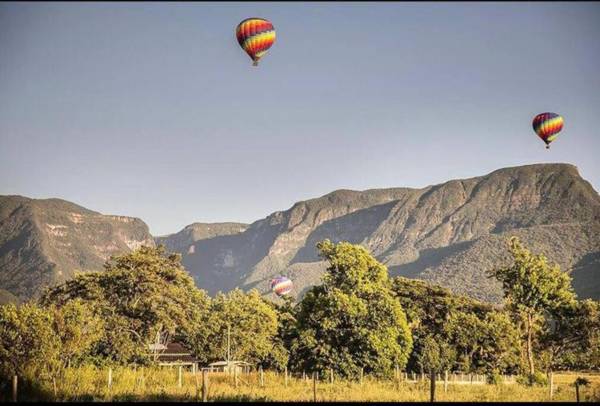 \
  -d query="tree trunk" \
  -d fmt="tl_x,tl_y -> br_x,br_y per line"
526,312 -> 535,378
444,370 -> 448,393
53,376 -> 58,399
12,375 -> 17,403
